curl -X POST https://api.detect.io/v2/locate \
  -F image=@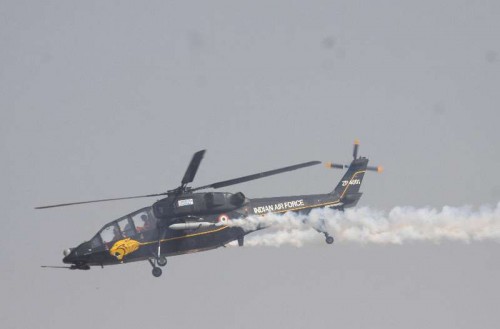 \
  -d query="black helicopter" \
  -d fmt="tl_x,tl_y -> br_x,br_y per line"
38,141 -> 381,277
